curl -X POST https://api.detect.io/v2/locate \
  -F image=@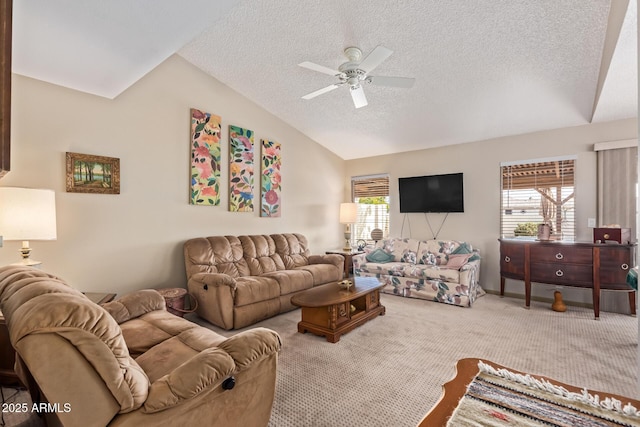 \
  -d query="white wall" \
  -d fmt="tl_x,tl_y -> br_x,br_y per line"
346,118 -> 638,313
0,55 -> 345,294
